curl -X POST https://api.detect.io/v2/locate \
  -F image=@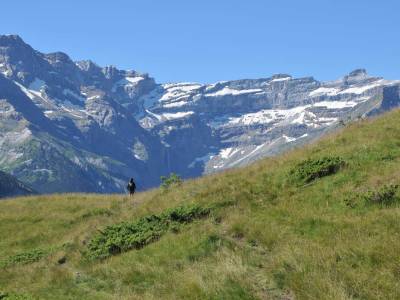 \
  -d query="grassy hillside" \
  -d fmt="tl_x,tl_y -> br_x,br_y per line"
1,110 -> 400,299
